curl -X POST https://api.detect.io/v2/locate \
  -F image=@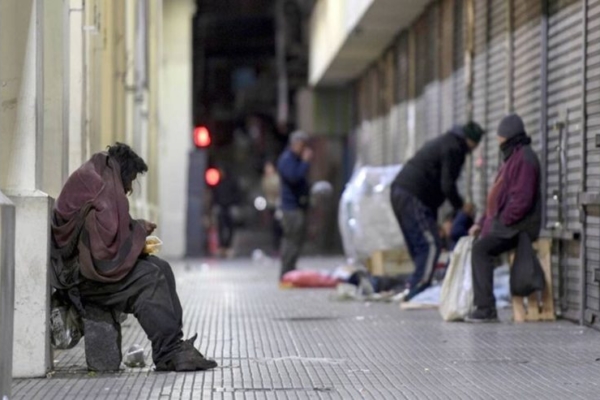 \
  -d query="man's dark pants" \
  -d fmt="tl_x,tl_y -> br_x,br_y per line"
217,206 -> 234,248
280,209 -> 306,279
78,256 -> 183,364
391,186 -> 442,300
471,234 -> 519,310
